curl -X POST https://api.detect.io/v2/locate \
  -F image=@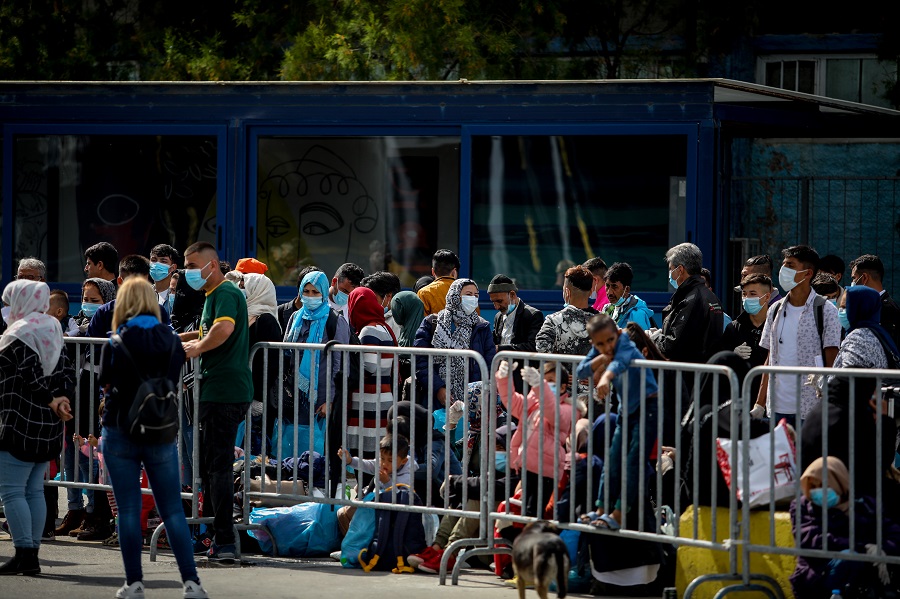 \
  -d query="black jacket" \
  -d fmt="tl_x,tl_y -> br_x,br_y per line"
658,274 -> 724,363
881,291 -> 900,352
277,298 -> 300,334
491,301 -> 545,353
